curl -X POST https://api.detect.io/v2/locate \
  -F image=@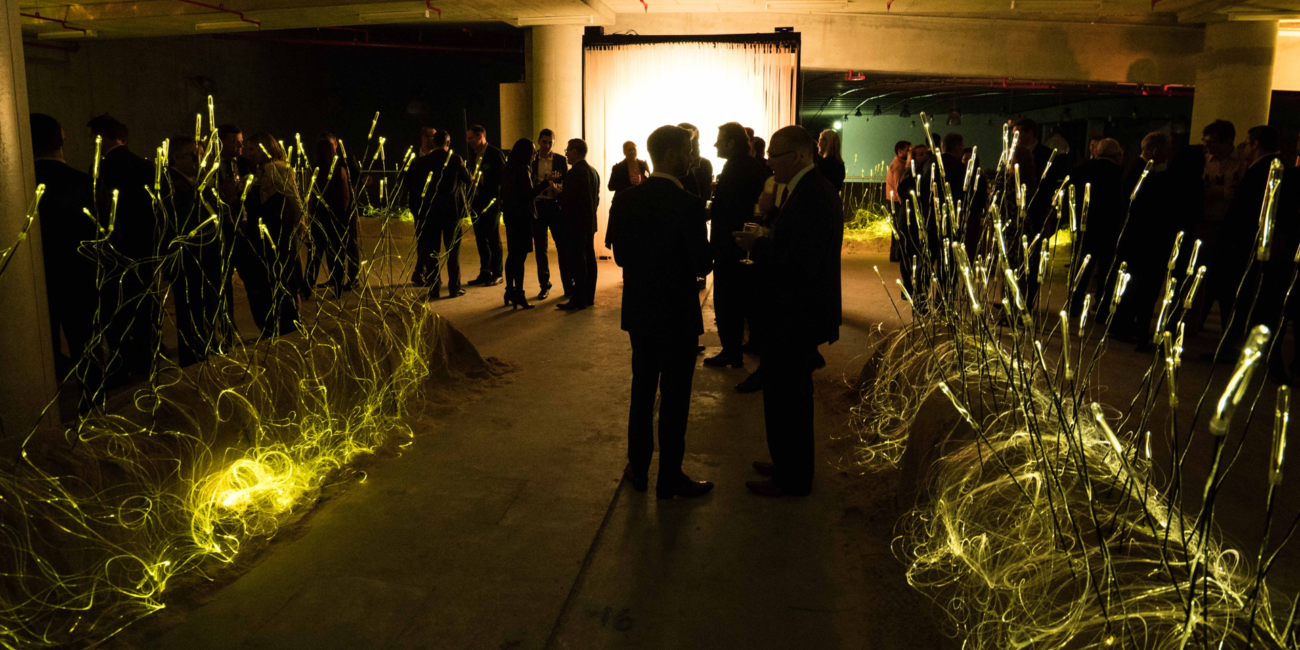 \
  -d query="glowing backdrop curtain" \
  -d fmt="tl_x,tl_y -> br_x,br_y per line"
583,41 -> 798,246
